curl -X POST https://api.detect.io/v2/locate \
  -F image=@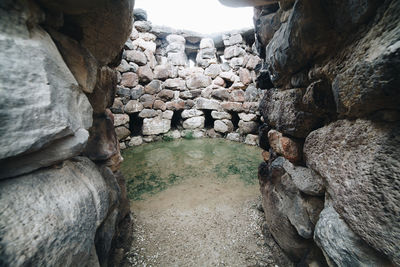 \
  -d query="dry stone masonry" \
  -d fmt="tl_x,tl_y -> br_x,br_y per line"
240,0 -> 400,266
0,0 -> 134,265
111,14 -> 264,148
